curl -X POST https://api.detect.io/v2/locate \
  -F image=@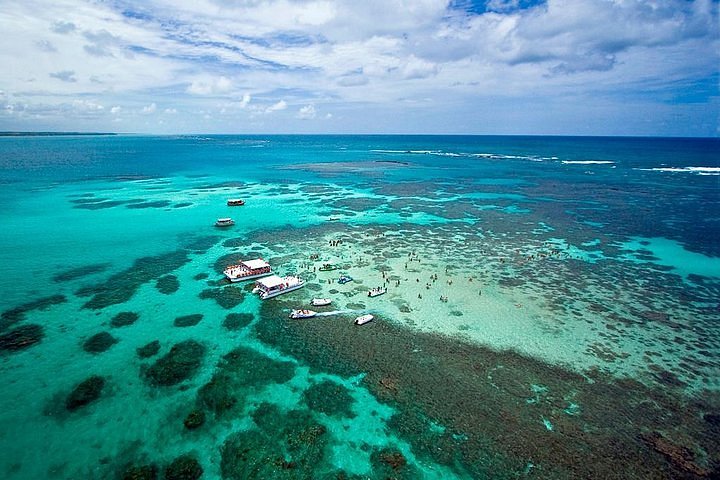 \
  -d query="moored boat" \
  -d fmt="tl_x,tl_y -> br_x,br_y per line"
318,263 -> 339,271
253,275 -> 305,300
223,258 -> 272,282
227,199 -> 245,206
338,275 -> 353,284
354,314 -> 374,325
311,298 -> 332,306
289,309 -> 317,319
368,287 -> 387,297
215,217 -> 235,227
